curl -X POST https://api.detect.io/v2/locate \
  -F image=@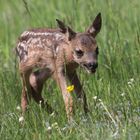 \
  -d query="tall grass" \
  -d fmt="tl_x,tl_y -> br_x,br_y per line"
0,0 -> 140,139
